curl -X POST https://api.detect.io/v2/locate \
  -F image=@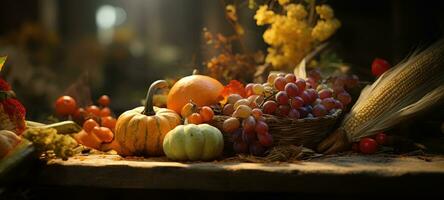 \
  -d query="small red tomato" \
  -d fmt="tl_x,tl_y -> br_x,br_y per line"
98,95 -> 111,107
83,119 -> 99,133
371,58 -> 391,77
73,108 -> 86,120
375,132 -> 388,145
359,138 -> 378,154
187,113 -> 203,124
55,96 -> 77,116
86,105 -> 101,117
199,106 -> 214,122
101,116 -> 117,131
100,107 -> 112,117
